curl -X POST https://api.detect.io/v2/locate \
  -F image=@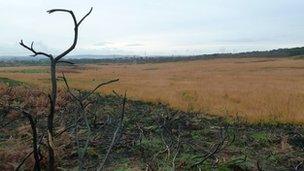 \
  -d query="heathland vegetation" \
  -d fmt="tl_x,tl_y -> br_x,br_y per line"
1,6 -> 304,171
1,57 -> 304,123
1,84 -> 304,170
1,55 -> 304,170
